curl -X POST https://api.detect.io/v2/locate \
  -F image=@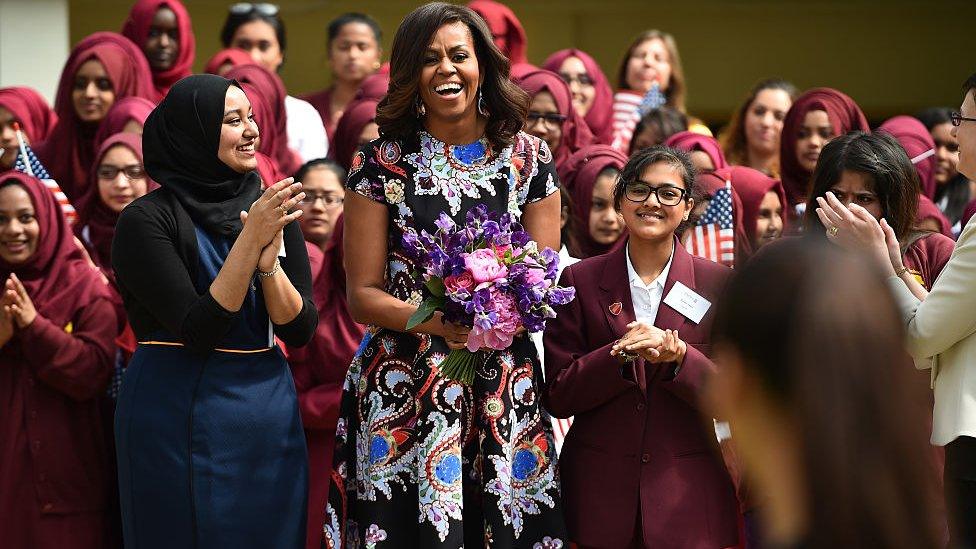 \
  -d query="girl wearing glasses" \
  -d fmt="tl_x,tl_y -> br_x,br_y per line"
544,146 -> 738,548
77,133 -> 157,275
543,49 -> 615,145
518,69 -> 594,180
